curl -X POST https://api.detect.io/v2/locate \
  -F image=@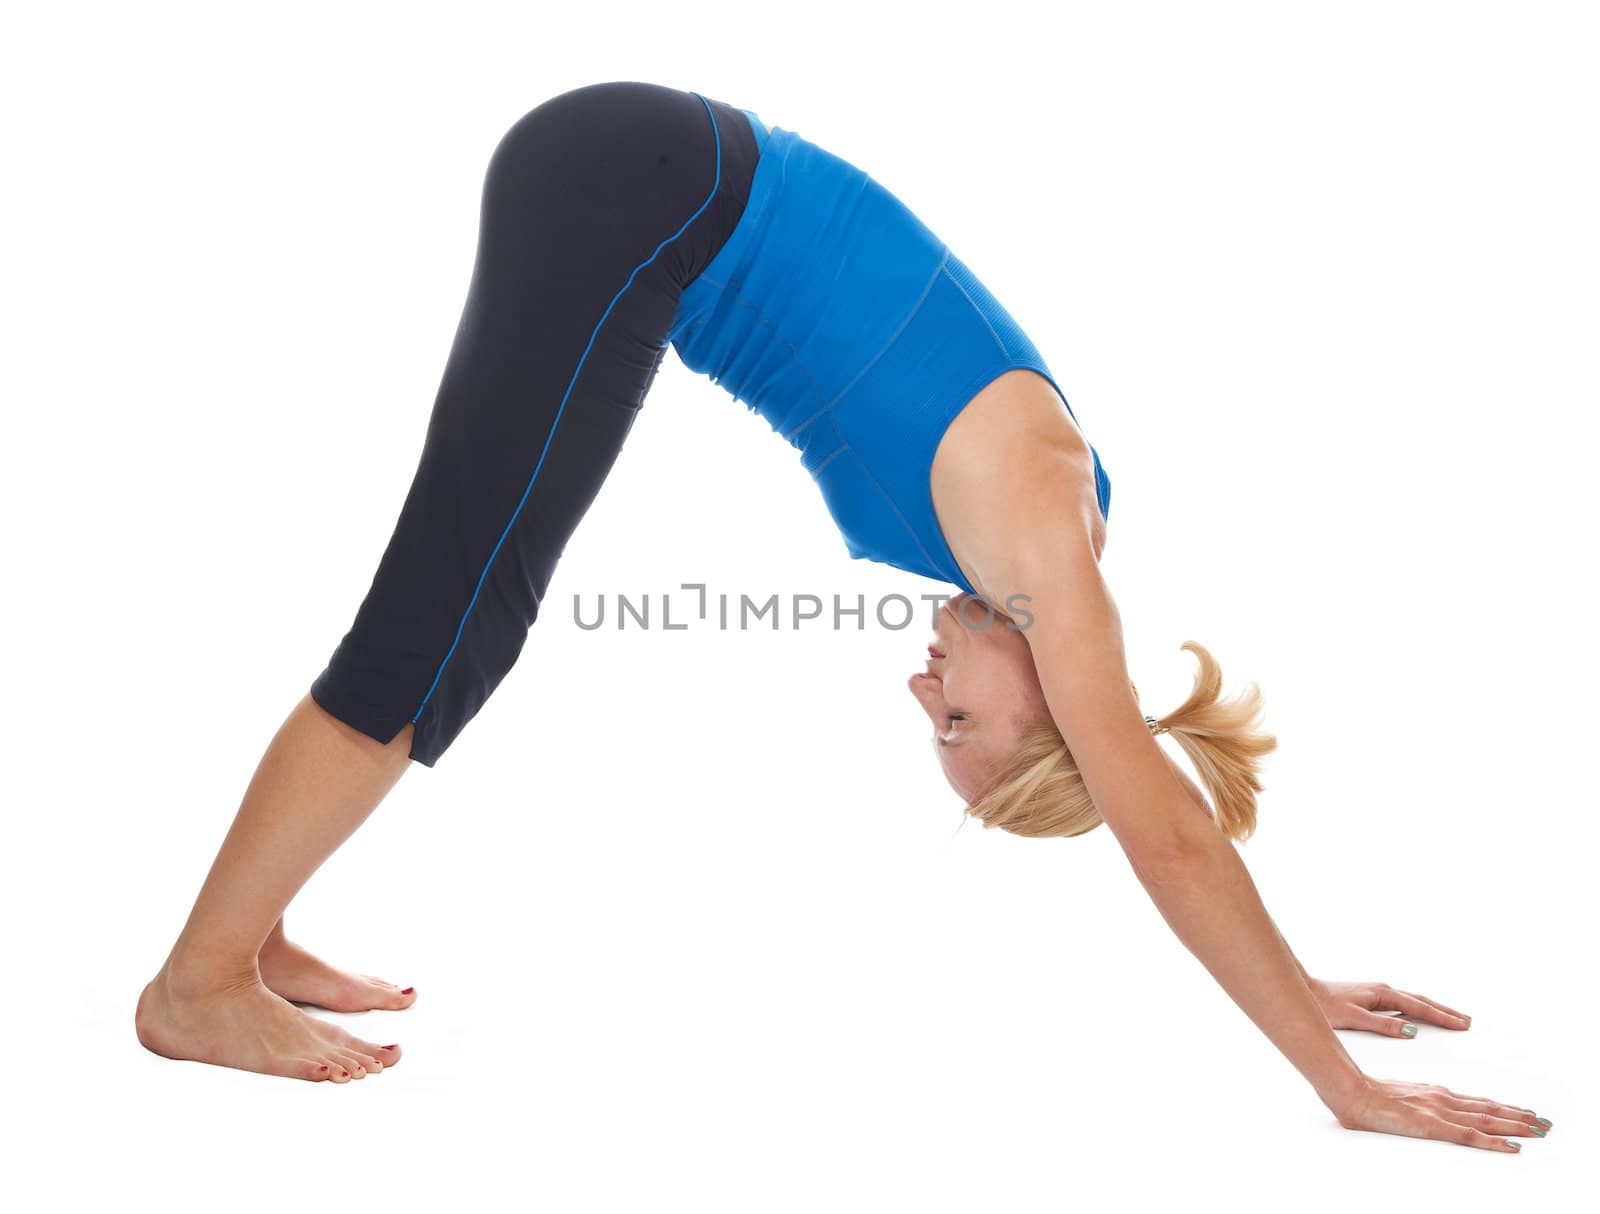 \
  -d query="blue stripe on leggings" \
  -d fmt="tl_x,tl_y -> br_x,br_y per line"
410,92 -> 727,724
